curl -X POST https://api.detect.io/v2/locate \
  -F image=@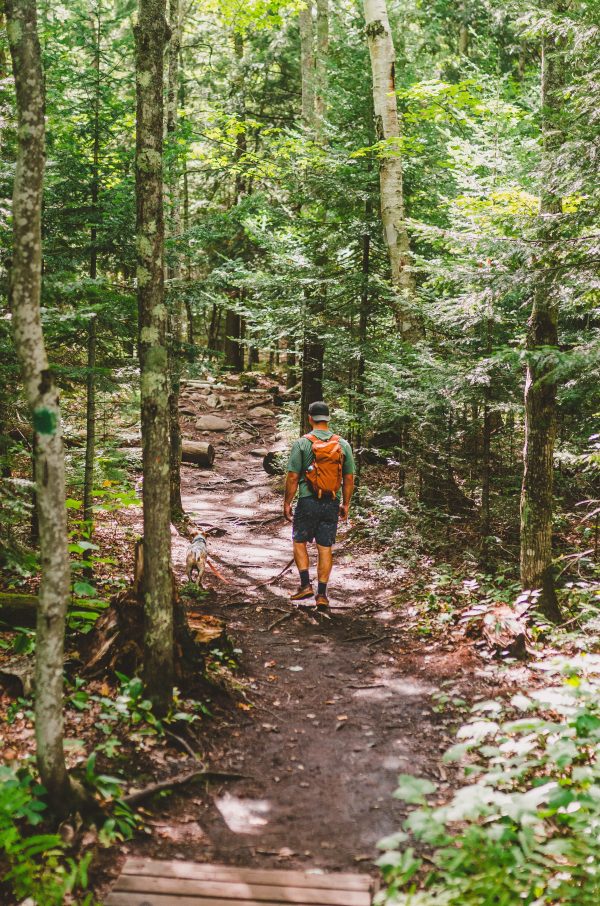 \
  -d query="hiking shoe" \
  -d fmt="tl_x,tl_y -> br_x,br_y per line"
290,584 -> 314,602
315,593 -> 330,611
